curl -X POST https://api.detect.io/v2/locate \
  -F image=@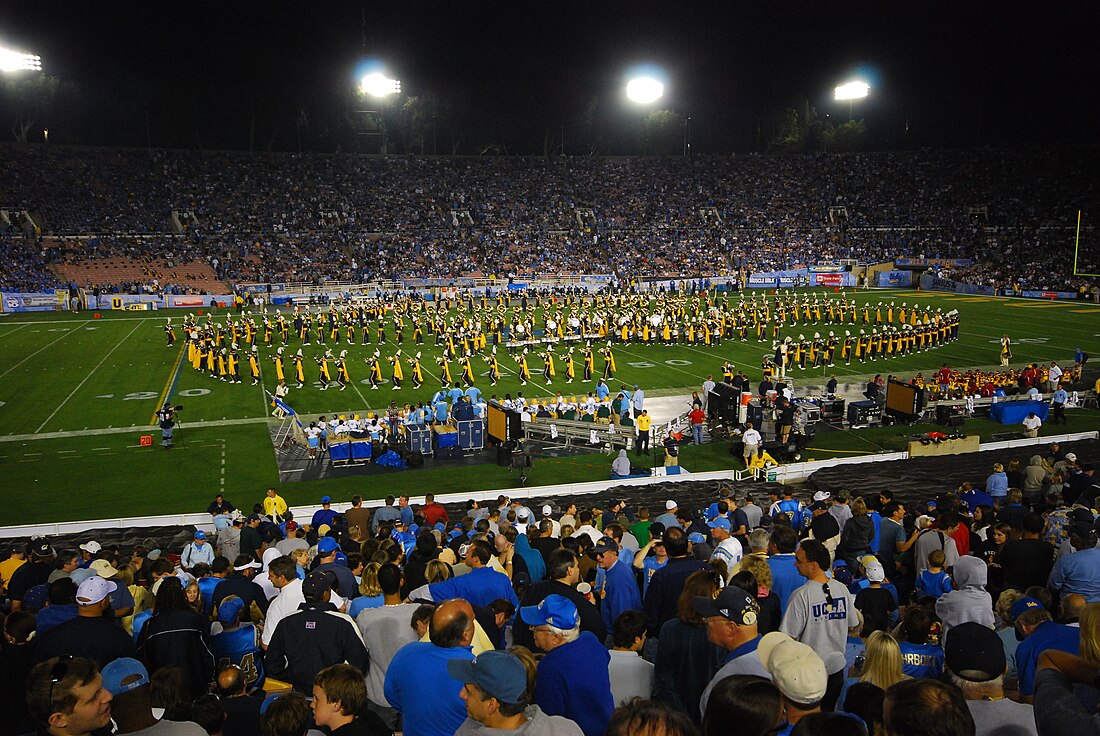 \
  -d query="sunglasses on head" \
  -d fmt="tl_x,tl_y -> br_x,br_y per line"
48,655 -> 74,710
